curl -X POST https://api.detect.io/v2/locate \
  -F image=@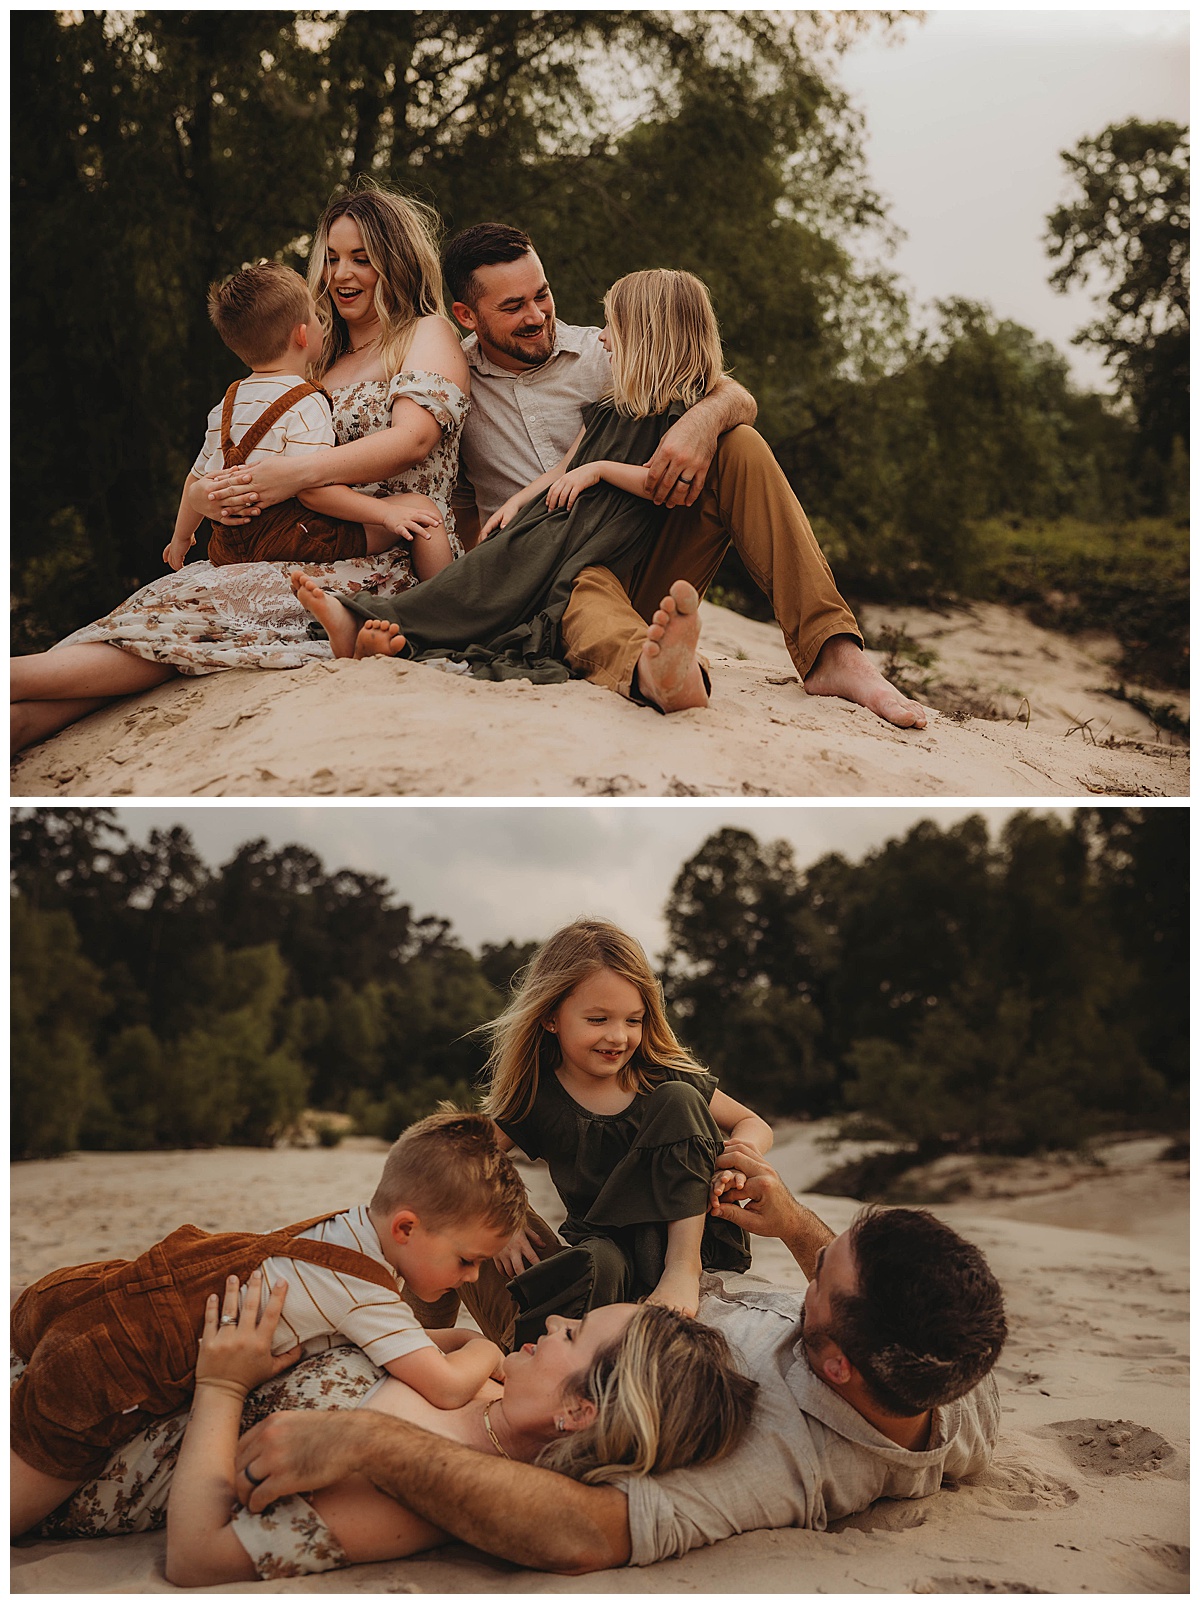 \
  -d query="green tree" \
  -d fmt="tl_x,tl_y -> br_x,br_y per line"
11,901 -> 109,1158
1046,119 -> 1189,497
